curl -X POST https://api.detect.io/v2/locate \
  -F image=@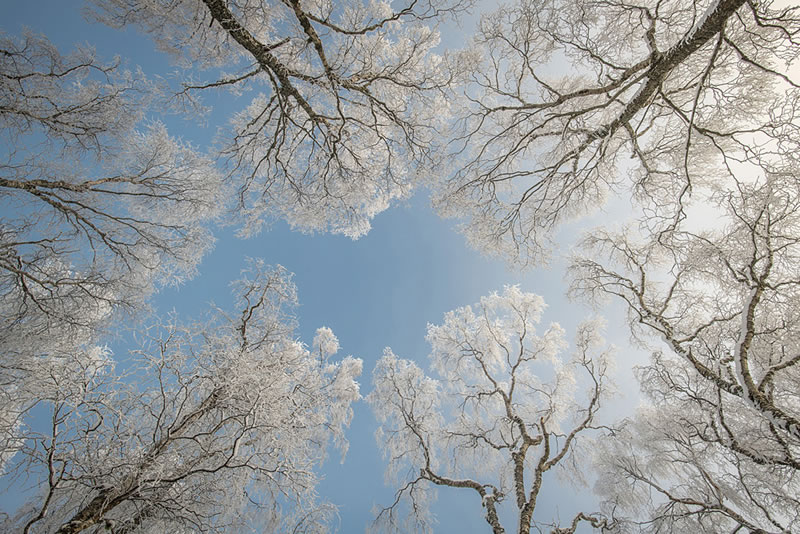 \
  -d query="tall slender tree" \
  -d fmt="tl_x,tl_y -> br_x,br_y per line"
571,172 -> 800,532
2,261 -> 362,534
1,32 -> 223,467
370,287 -> 614,533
